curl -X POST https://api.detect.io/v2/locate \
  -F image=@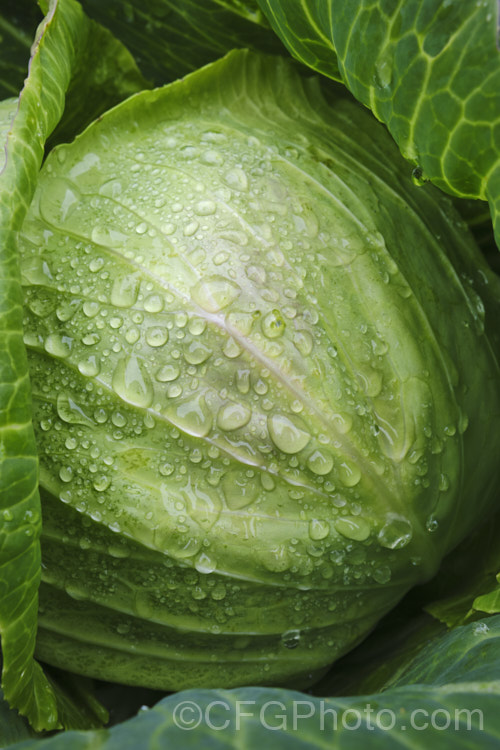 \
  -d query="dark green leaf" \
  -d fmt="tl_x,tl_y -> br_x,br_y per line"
6,618 -> 500,749
78,0 -> 286,86
258,0 -> 500,249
